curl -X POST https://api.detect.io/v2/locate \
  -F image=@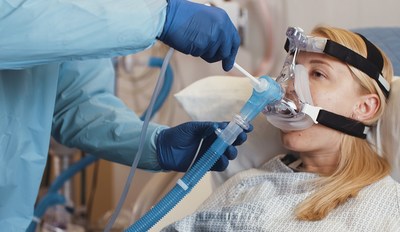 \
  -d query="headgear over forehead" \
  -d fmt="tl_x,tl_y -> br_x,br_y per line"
284,27 -> 390,97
